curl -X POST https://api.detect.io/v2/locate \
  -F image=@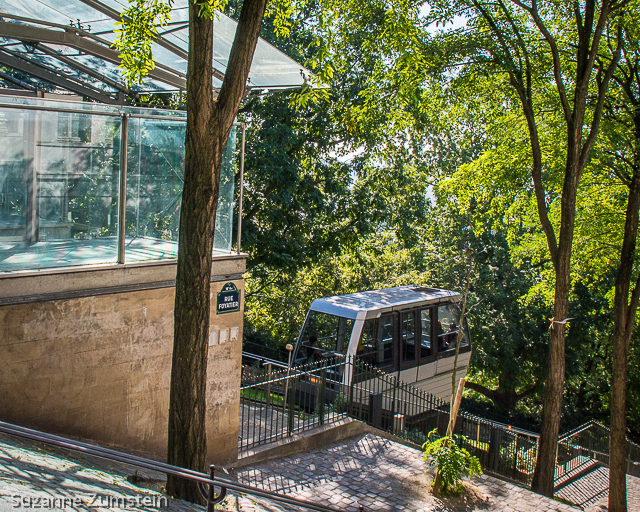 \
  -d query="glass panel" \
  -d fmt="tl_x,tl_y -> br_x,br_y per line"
356,315 -> 395,370
420,308 -> 432,359
125,117 -> 184,262
0,100 -> 238,272
0,108 -> 121,272
213,125 -> 236,252
0,109 -> 28,245
125,119 -> 236,262
437,304 -> 469,353
296,311 -> 355,364
401,310 -> 416,366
